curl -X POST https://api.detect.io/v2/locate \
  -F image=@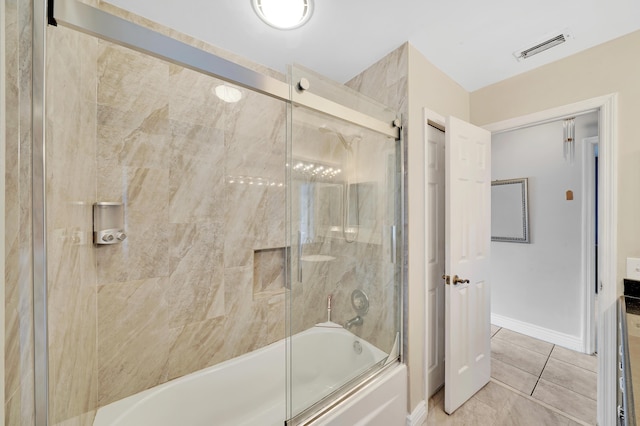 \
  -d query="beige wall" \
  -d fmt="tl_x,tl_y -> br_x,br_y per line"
471,30 -> 640,290
345,31 -> 640,417
348,42 -> 472,415
408,45 -> 470,123
406,44 -> 470,412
